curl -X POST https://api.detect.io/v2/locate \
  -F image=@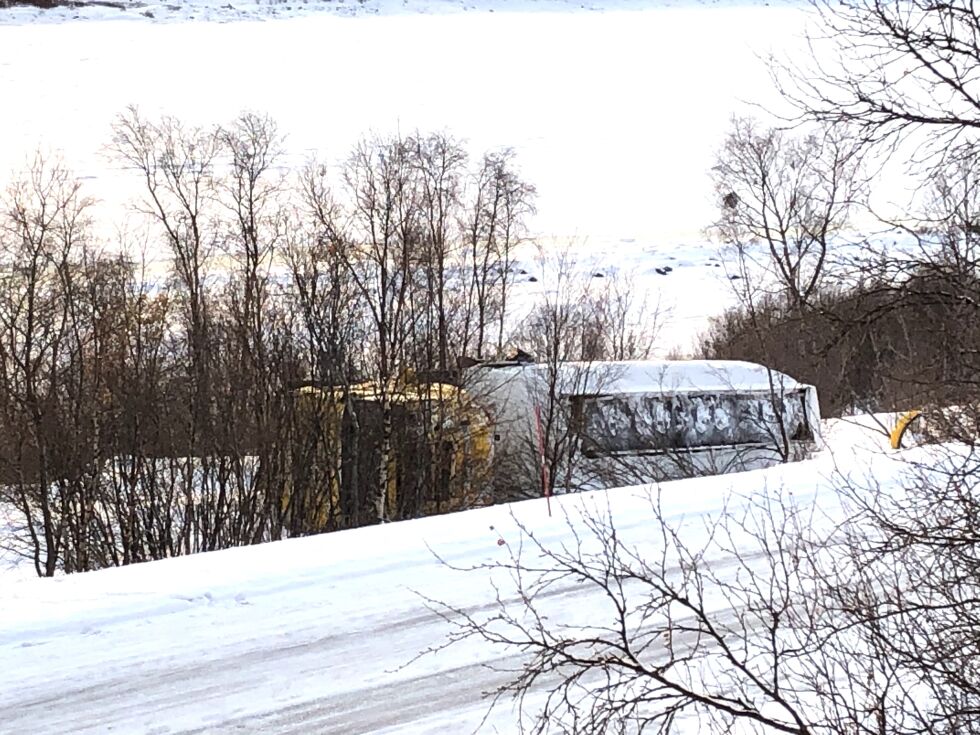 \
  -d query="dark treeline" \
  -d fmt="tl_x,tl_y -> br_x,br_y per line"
0,109 -> 542,576
700,117 -> 980,438
700,268 -> 980,420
